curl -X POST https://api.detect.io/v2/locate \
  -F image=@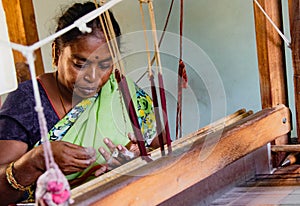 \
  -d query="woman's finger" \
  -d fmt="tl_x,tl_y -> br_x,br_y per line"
127,133 -> 137,143
50,141 -> 97,174
98,147 -> 121,167
117,145 -> 135,161
103,138 -> 117,153
94,165 -> 108,176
